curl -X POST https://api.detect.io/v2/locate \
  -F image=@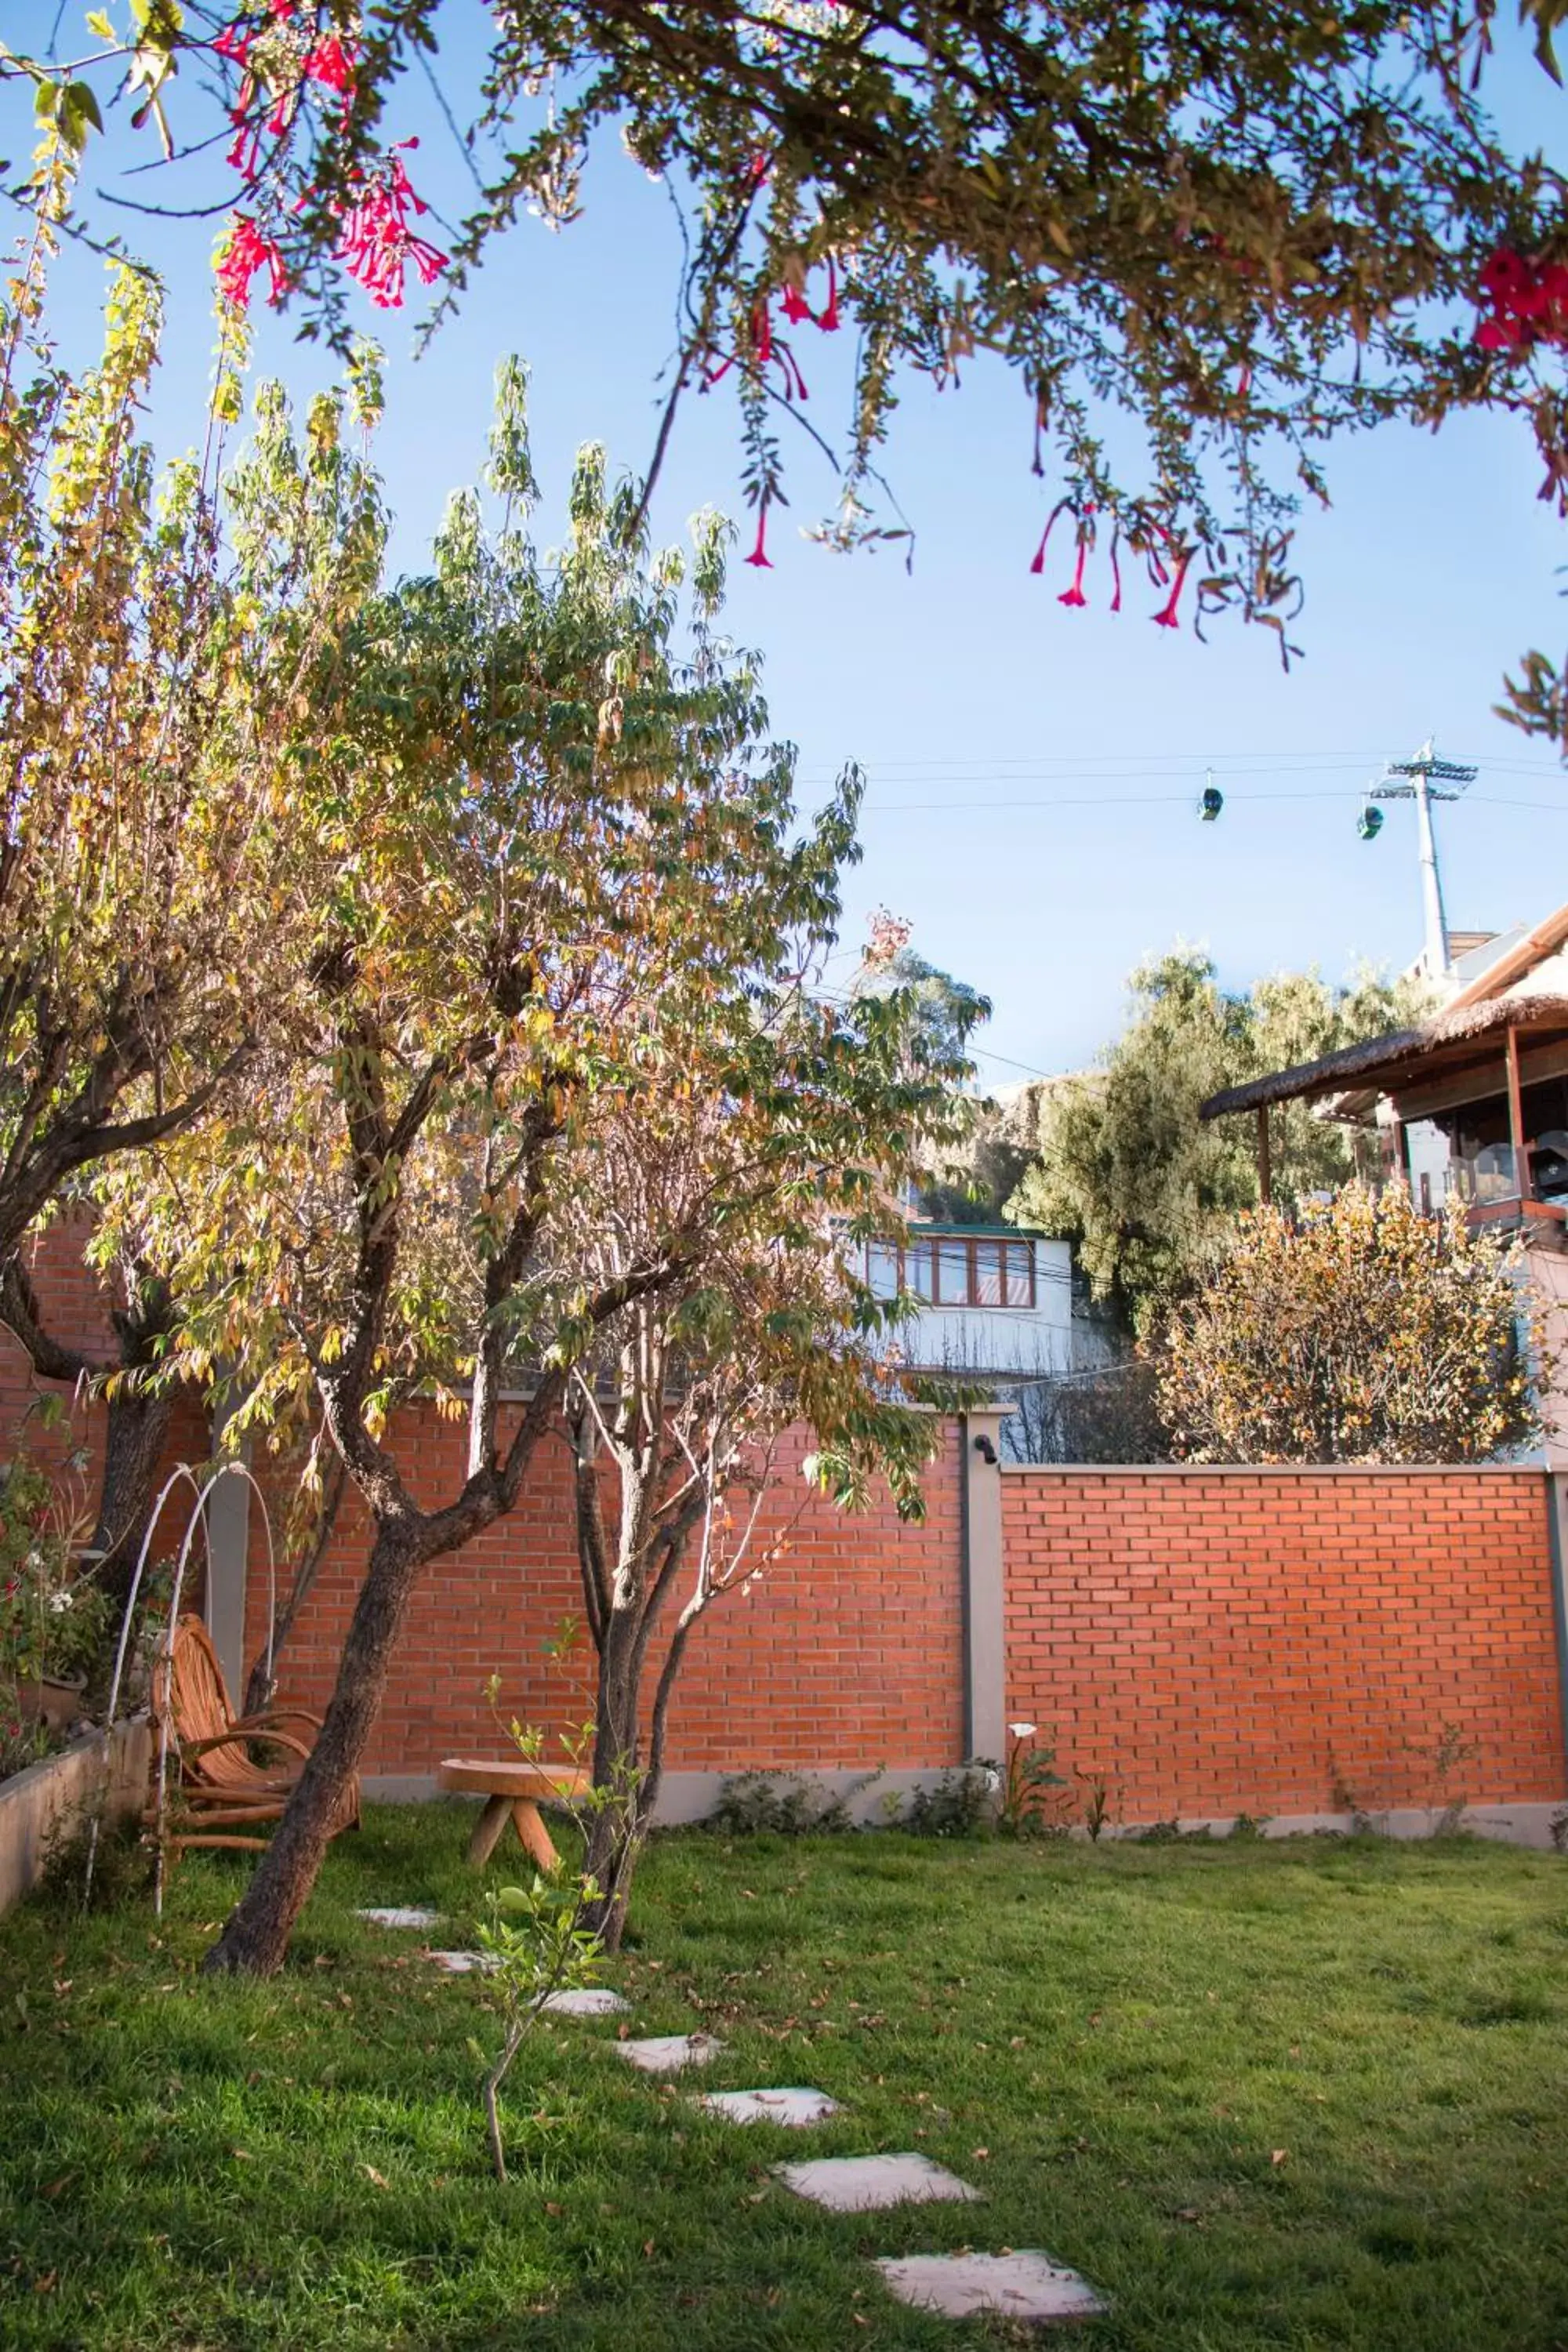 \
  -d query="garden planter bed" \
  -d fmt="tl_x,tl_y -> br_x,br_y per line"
0,1717 -> 151,1918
